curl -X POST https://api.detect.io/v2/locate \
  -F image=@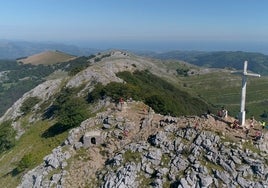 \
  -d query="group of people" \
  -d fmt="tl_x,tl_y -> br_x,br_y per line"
243,116 -> 266,141
215,106 -> 267,141
217,107 -> 228,119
